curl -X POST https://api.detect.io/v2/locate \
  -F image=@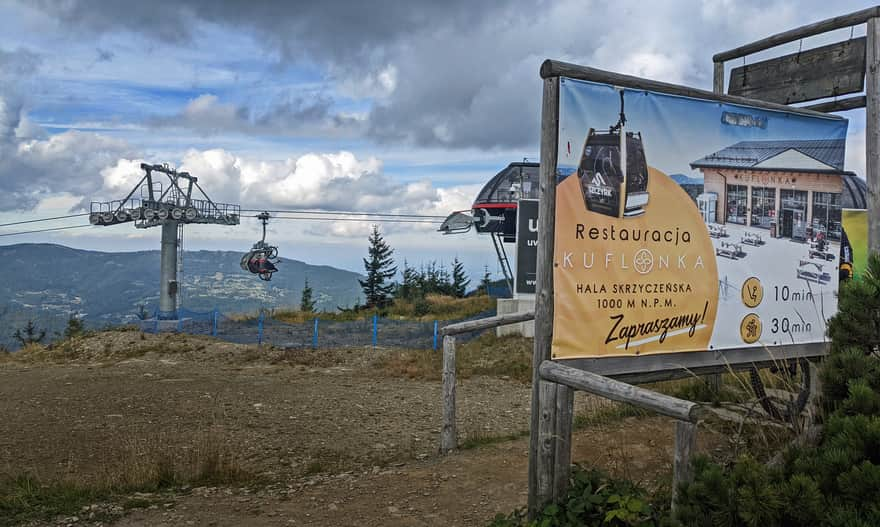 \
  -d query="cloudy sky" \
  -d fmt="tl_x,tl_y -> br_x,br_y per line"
0,0 -> 873,279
